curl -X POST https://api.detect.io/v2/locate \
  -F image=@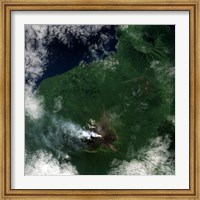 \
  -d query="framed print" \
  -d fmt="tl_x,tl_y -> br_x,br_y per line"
0,0 -> 199,199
